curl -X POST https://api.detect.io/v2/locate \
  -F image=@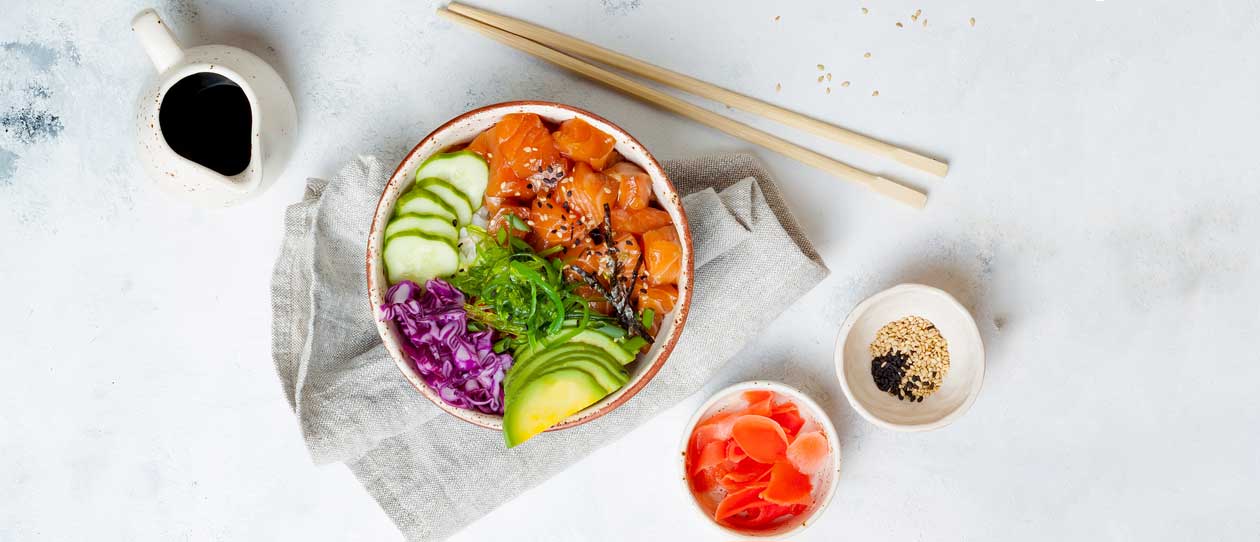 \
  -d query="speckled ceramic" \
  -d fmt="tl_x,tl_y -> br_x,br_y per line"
679,381 -> 842,538
367,101 -> 694,431
132,9 -> 296,207
835,283 -> 985,431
